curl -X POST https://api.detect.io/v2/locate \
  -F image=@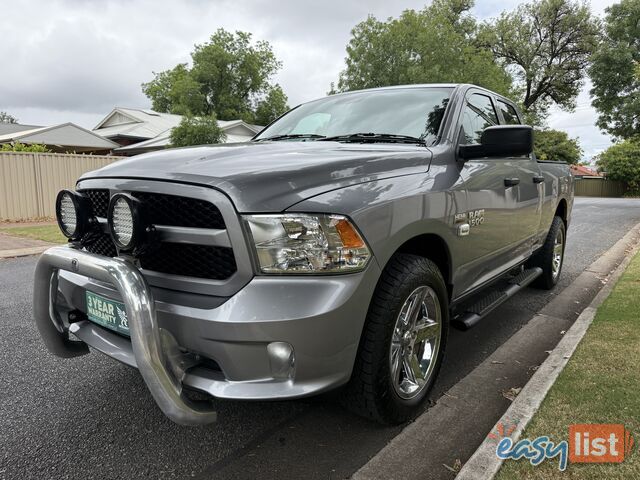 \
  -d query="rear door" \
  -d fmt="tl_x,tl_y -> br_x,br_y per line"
495,99 -> 544,260
456,91 -> 521,293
